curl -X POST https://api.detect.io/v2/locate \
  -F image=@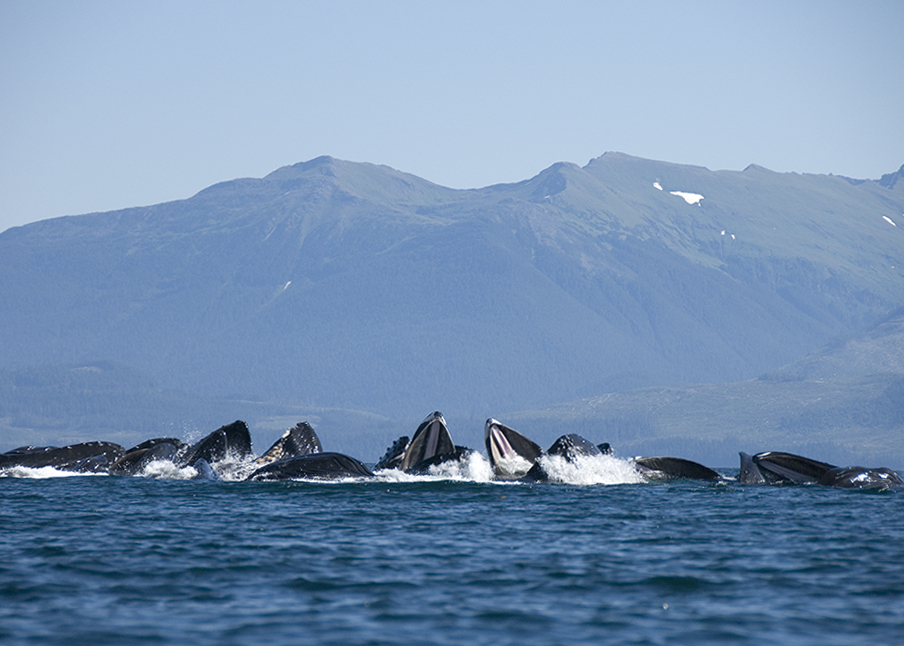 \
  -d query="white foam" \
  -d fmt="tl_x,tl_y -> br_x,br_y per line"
883,215 -> 897,226
670,191 -> 704,205
374,452 -> 495,483
653,182 -> 663,191
133,456 -> 248,480
0,465 -> 96,479
493,454 -> 536,479
139,460 -> 199,480
534,453 -> 645,485
428,452 -> 495,481
372,468 -> 423,482
212,457 -> 259,481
